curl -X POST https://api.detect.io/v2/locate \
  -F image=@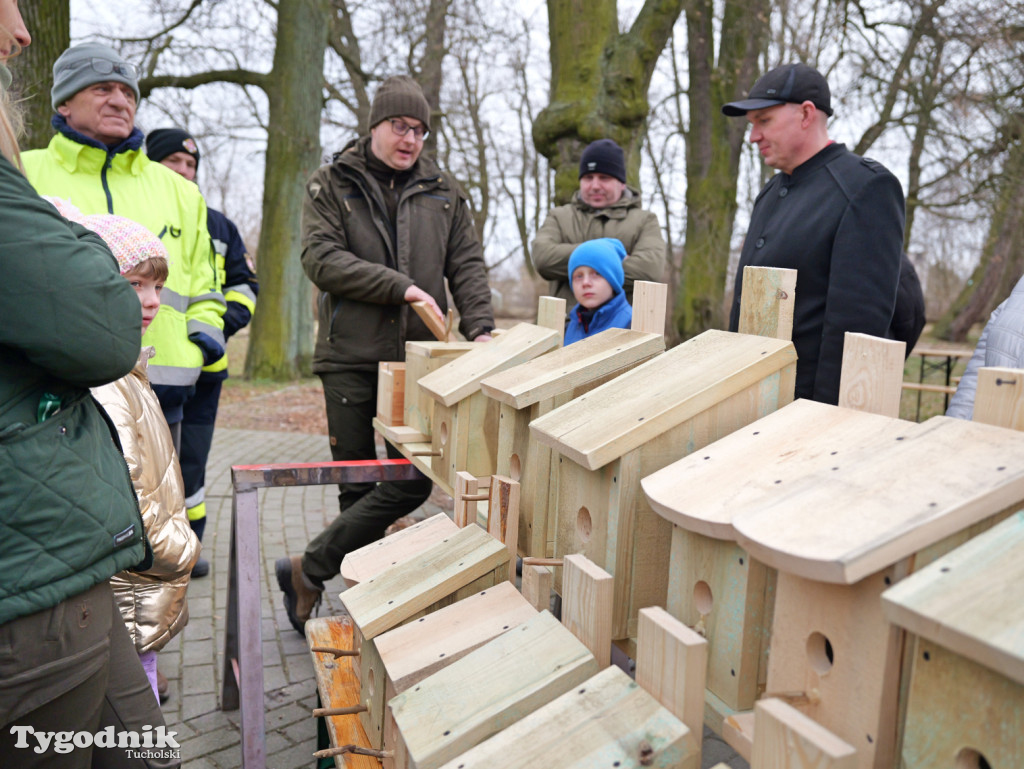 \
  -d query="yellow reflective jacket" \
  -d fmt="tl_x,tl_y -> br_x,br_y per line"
23,132 -> 225,391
